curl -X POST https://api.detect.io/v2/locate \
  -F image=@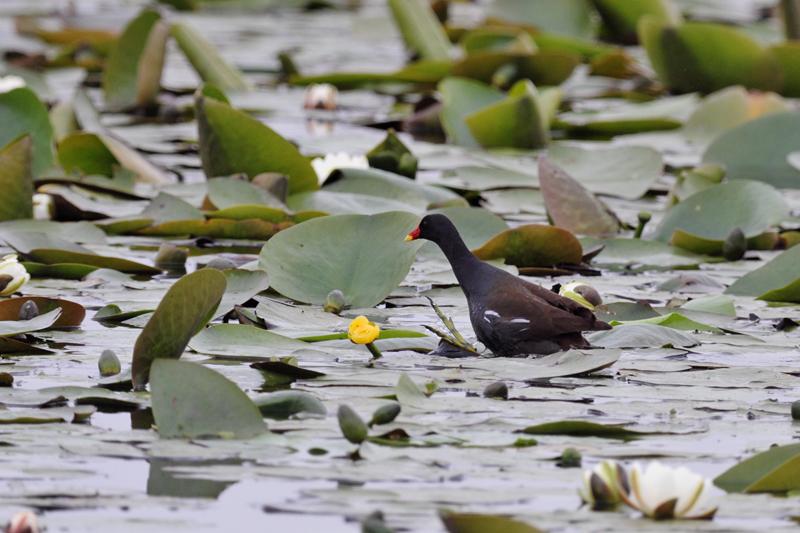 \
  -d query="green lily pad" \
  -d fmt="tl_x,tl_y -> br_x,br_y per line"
253,390 -> 326,420
0,308 -> 61,337
326,167 -> 458,210
521,420 -> 648,440
287,190 -> 417,216
582,237 -> 715,270
488,0 -> 595,38
23,262 -> 98,279
196,92 -> 318,195
289,60 -> 450,89
214,269 -> 270,318
714,443 -> 800,494
171,22 -> 250,92
472,225 -> 582,267
205,205 -> 292,223
726,245 -> 800,302
465,80 -> 550,150
137,218 -> 284,240
610,312 -> 722,333
140,192 -> 203,224
57,132 -> 119,177
102,9 -> 167,109
150,359 -> 265,439
703,111 -> 800,189
131,269 -> 227,388
388,0 -> 450,60
0,135 -> 33,221
591,0 -> 679,44
189,324 -> 309,358
547,143 -> 663,200
206,177 -> 284,210
441,512 -> 543,533
260,212 -> 421,308
588,324 -> 699,348
639,18 -> 781,94
26,249 -> 160,275
653,180 -> 789,244
0,88 -> 53,176
538,156 -> 619,237
439,77 -> 505,147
